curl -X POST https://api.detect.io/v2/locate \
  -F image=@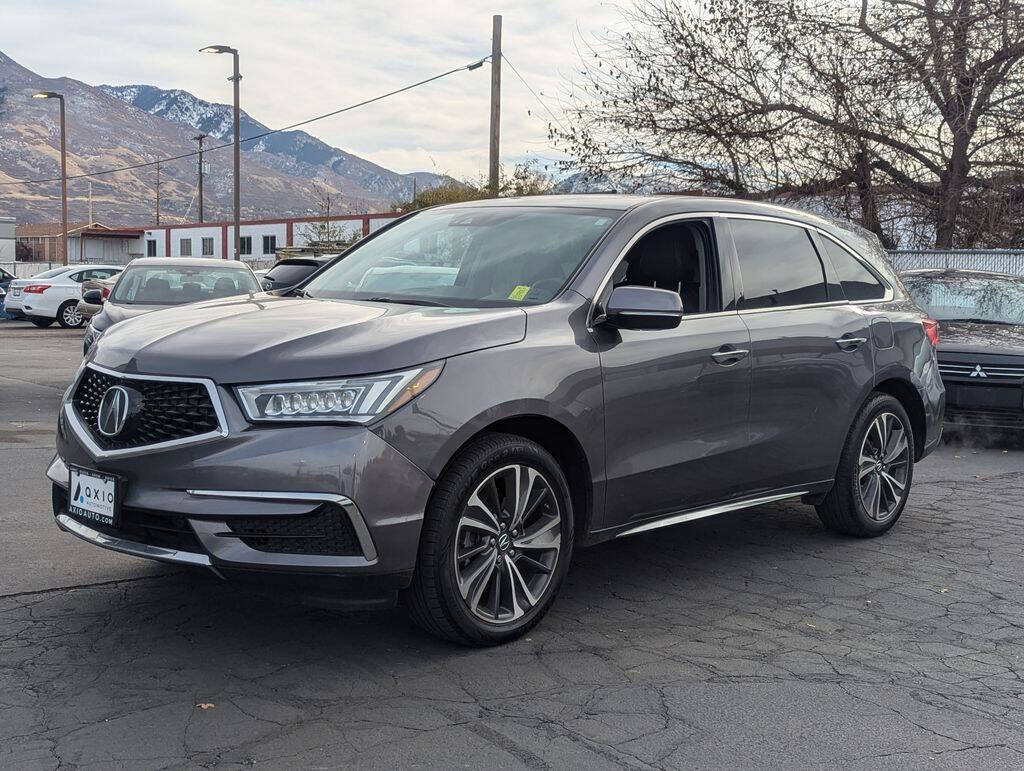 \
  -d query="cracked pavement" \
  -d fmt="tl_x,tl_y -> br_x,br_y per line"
3,324 -> 1024,769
